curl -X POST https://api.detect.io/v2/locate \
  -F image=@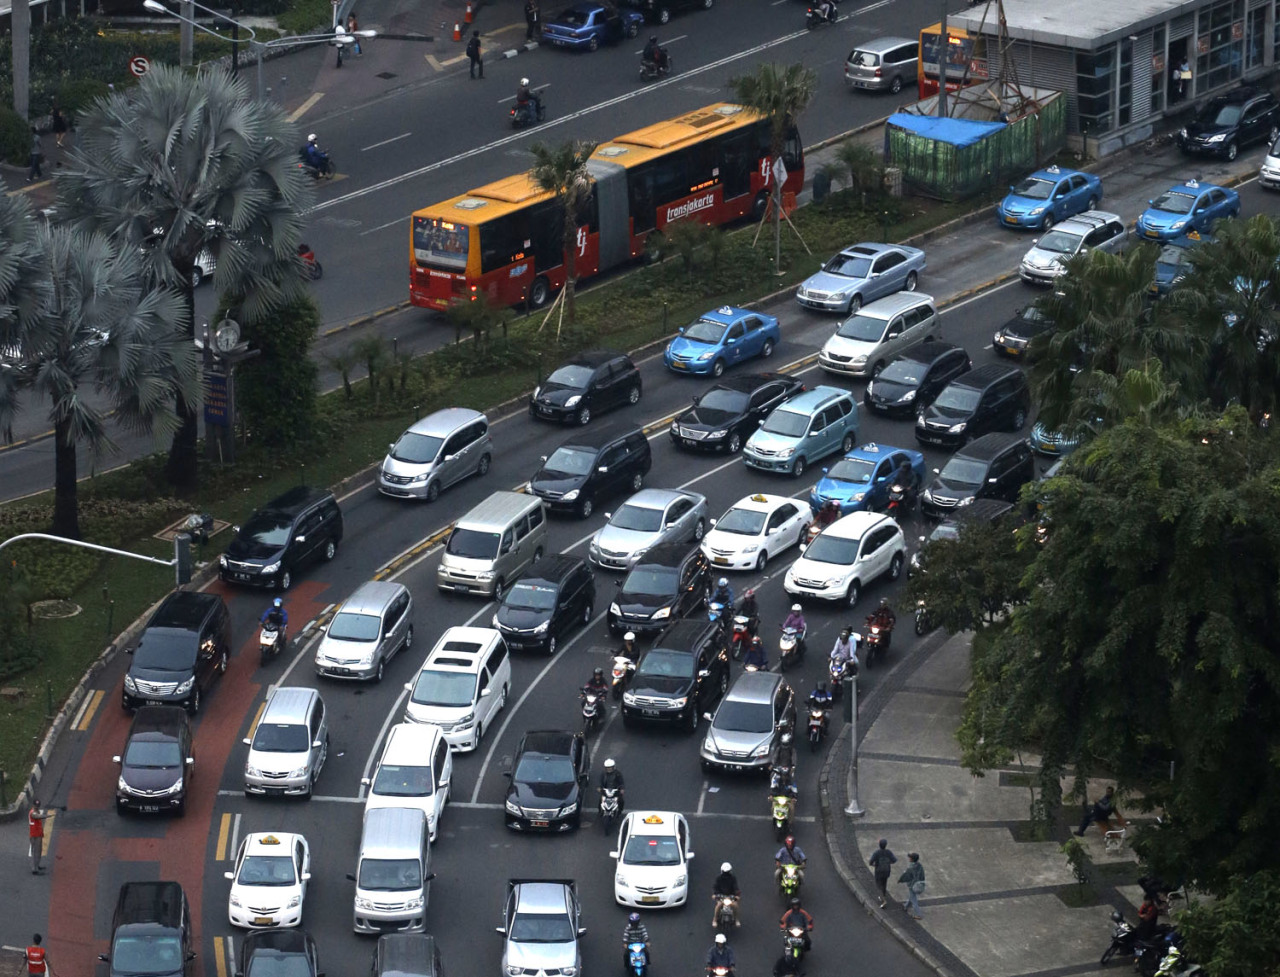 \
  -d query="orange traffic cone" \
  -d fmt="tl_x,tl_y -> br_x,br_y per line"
465,1 -> 474,23
453,21 -> 462,40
